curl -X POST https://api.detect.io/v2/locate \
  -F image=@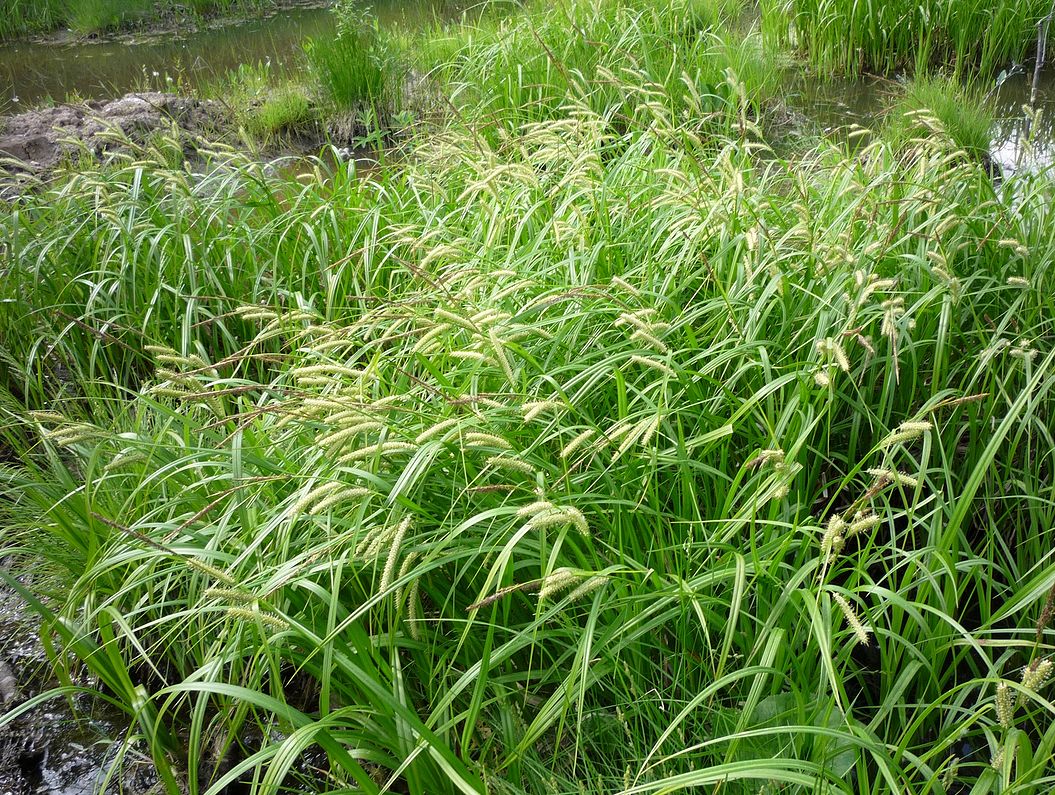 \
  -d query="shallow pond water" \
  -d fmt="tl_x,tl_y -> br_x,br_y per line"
787,65 -> 1055,173
0,0 -> 462,110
